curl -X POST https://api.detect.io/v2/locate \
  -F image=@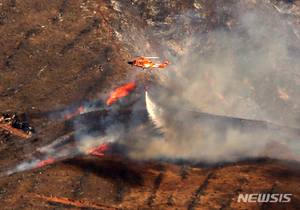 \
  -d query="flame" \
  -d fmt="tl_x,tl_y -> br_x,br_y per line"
87,142 -> 114,156
34,157 -> 56,168
33,154 -> 68,168
66,106 -> 83,119
107,82 -> 136,106
31,142 -> 114,169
